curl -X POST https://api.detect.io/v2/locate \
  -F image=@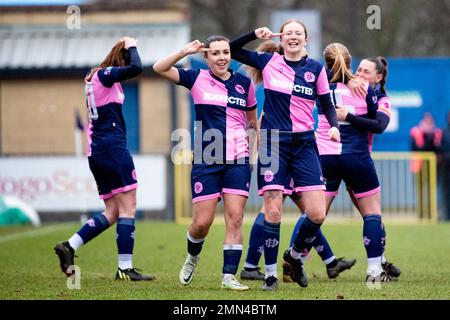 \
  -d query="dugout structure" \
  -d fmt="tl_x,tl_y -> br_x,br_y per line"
174,151 -> 437,224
